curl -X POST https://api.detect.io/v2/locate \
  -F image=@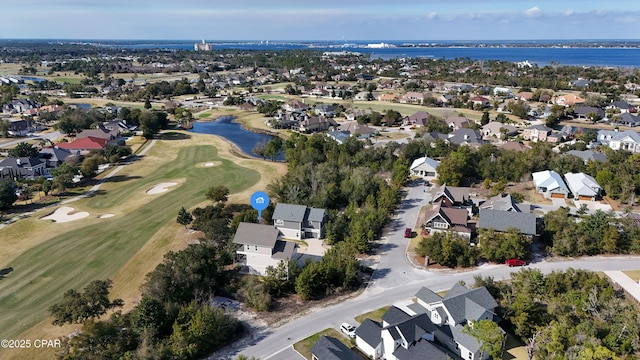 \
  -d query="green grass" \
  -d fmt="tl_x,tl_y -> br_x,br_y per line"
354,306 -> 390,323
198,111 -> 214,118
50,77 -> 83,84
294,328 -> 367,360
0,144 -> 260,339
